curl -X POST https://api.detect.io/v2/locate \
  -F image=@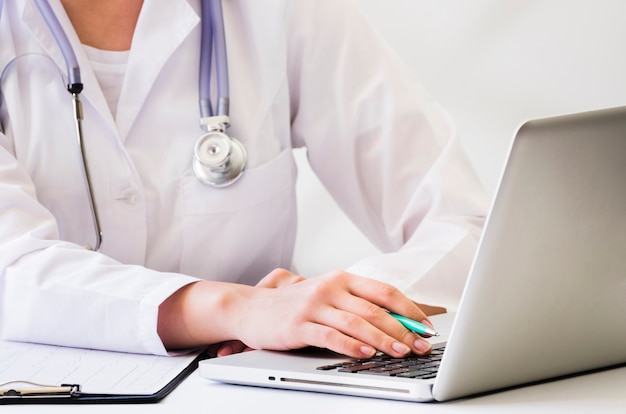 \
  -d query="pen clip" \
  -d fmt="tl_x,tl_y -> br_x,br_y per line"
0,381 -> 80,399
